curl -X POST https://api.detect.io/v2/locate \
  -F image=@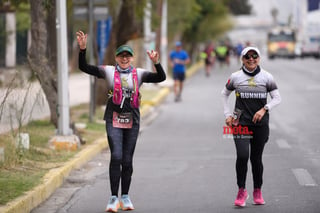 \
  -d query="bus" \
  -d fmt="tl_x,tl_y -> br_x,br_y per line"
267,27 -> 297,59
